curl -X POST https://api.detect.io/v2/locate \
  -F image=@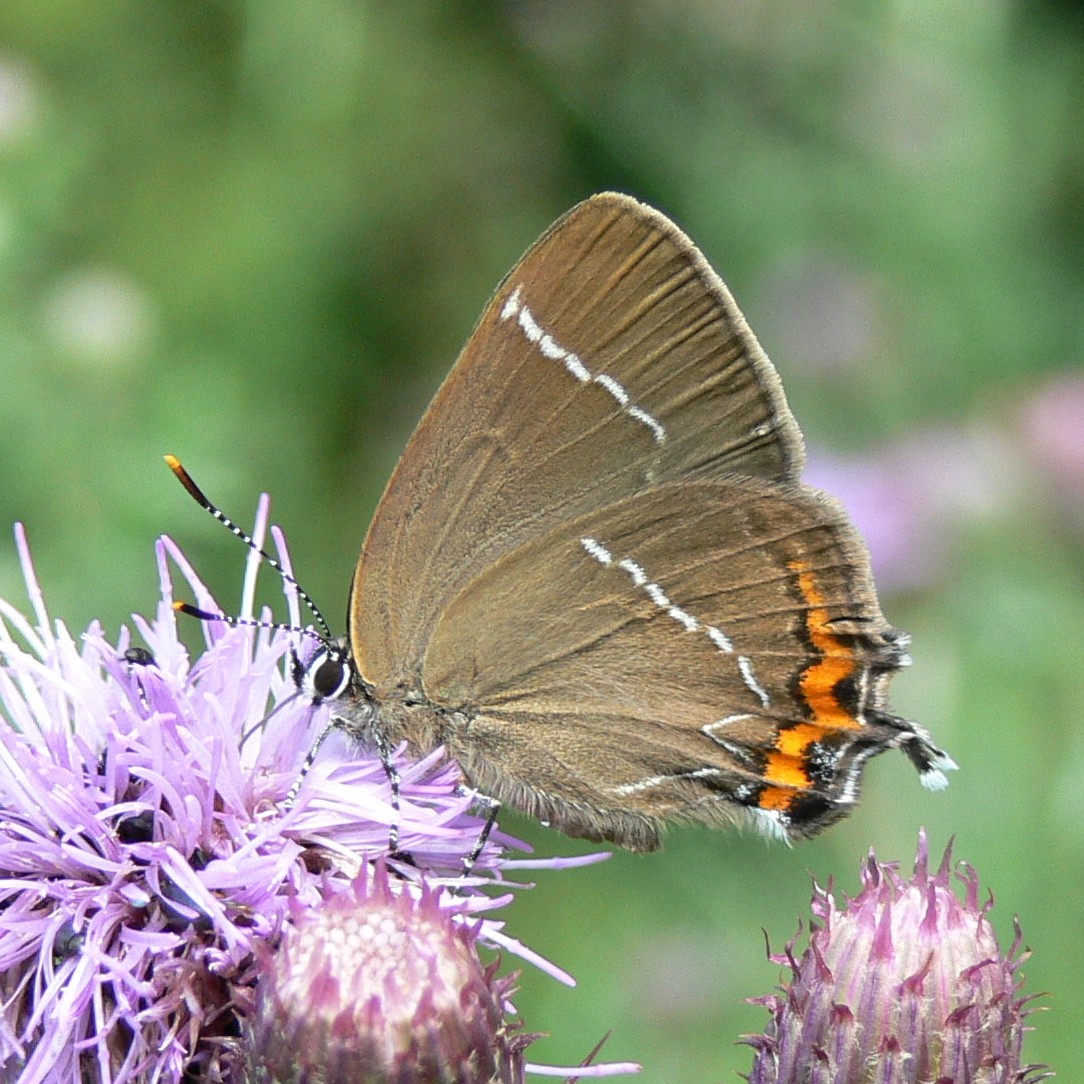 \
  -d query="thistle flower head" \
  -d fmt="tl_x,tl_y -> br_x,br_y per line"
244,862 -> 532,1083
745,831 -> 1051,1084
0,504 -> 621,1083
